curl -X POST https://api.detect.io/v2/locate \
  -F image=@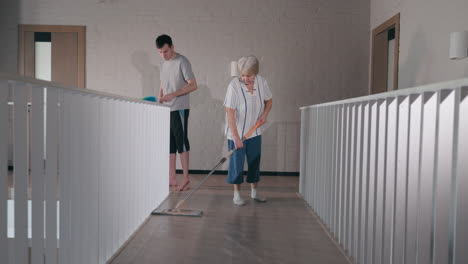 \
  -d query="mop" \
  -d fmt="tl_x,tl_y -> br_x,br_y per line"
152,121 -> 262,217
